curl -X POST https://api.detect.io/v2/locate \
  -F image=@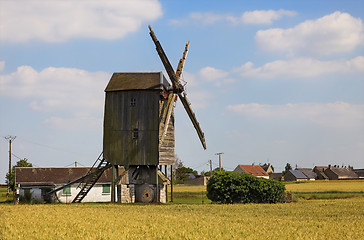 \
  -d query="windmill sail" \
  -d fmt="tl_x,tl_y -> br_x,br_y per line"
148,25 -> 181,91
178,93 -> 206,149
149,25 -> 206,150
